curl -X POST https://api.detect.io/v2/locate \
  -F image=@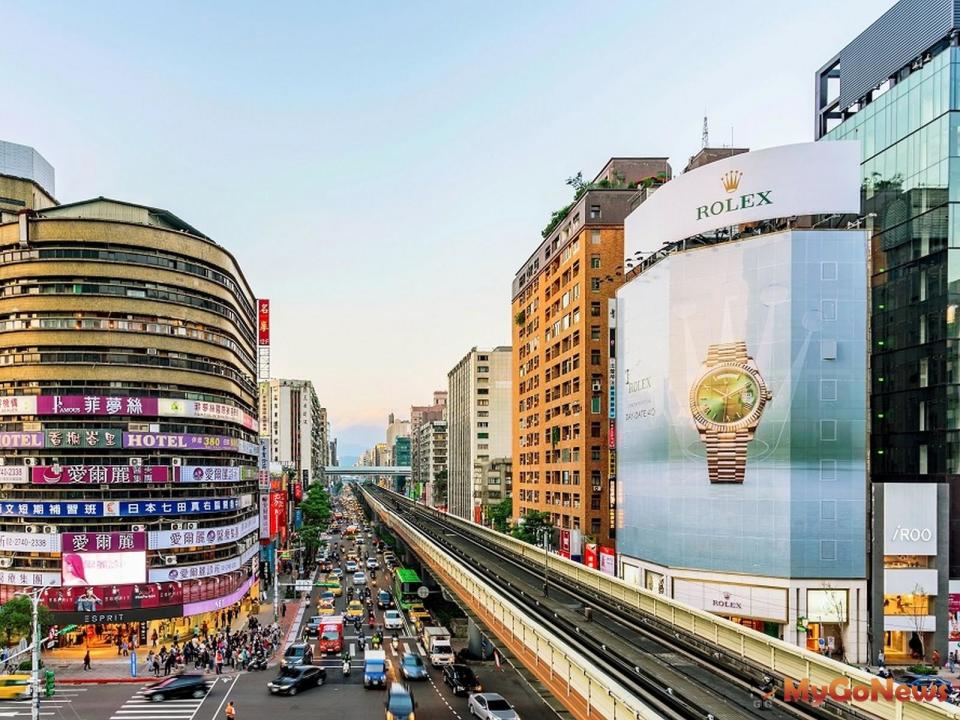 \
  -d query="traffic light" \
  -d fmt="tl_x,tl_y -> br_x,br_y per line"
44,670 -> 55,697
